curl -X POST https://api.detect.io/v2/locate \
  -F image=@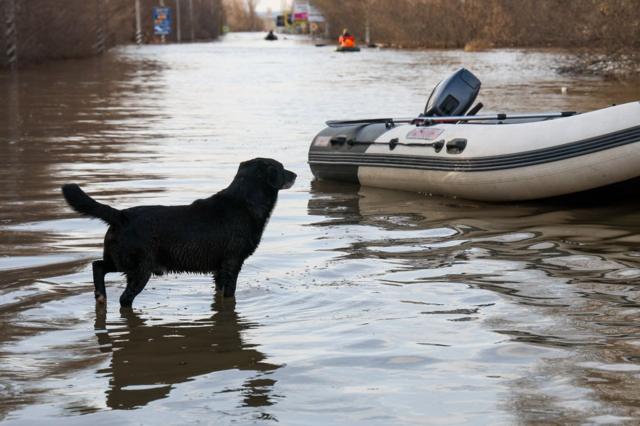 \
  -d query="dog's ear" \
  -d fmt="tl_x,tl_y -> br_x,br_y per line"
266,164 -> 284,189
